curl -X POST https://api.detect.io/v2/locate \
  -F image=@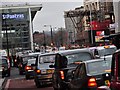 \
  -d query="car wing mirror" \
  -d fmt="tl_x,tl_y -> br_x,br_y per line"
95,55 -> 100,59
